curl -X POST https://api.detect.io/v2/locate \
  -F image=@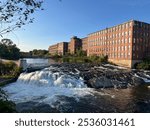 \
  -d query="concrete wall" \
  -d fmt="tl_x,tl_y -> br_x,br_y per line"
109,59 -> 132,68
109,59 -> 143,68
